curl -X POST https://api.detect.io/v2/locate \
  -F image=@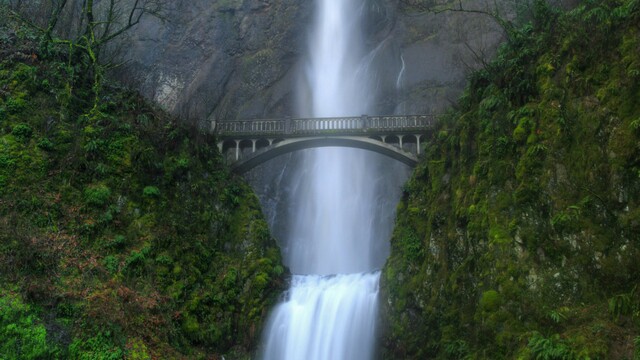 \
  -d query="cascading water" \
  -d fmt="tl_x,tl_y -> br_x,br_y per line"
258,0 -> 409,358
